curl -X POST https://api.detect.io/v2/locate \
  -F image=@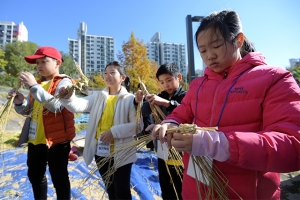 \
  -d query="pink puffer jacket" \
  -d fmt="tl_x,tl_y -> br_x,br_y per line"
166,52 -> 300,199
